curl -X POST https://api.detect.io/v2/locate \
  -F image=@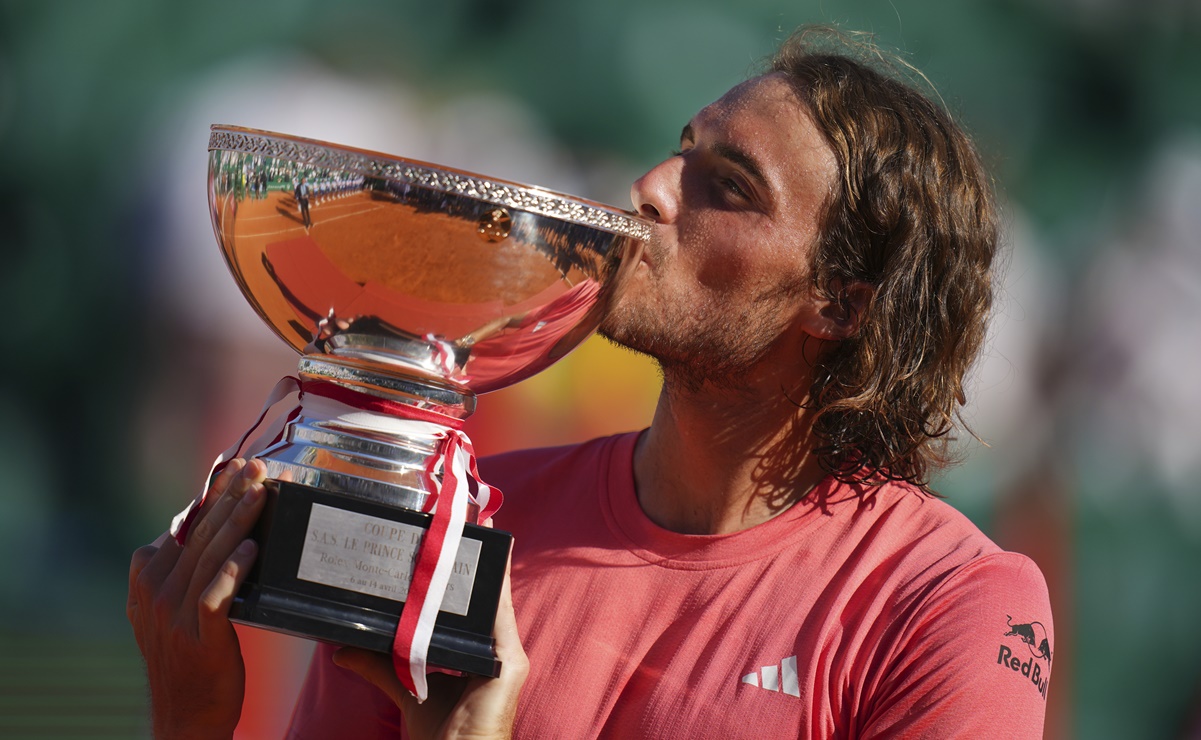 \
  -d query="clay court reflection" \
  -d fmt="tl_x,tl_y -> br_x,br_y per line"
209,126 -> 648,393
